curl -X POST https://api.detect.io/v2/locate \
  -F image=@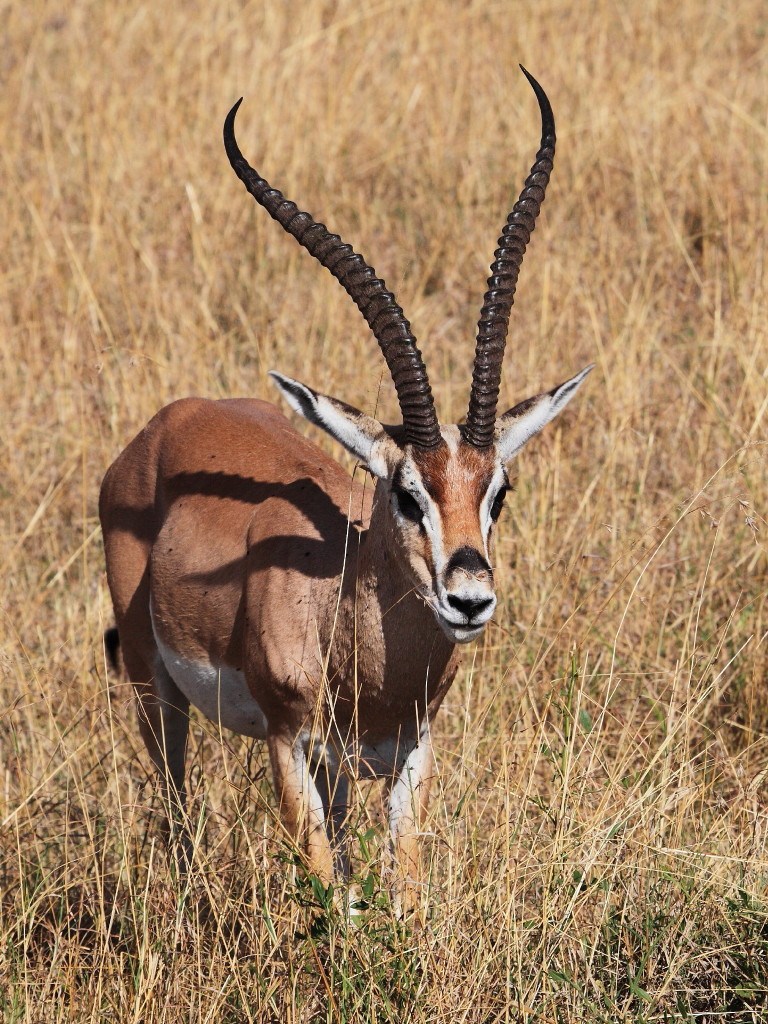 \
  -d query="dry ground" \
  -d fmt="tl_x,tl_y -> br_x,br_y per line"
2,1 -> 768,1020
